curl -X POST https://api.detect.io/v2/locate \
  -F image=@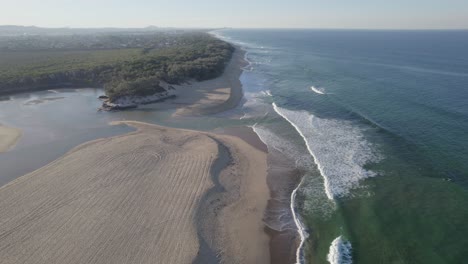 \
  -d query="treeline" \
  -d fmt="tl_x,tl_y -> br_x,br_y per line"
105,77 -> 166,99
0,32 -> 234,99
103,34 -> 234,99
